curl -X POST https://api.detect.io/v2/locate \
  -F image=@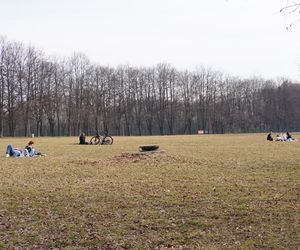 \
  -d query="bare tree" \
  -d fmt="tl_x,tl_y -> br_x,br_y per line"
280,1 -> 300,29
4,41 -> 23,136
0,37 -> 7,137
142,67 -> 156,135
